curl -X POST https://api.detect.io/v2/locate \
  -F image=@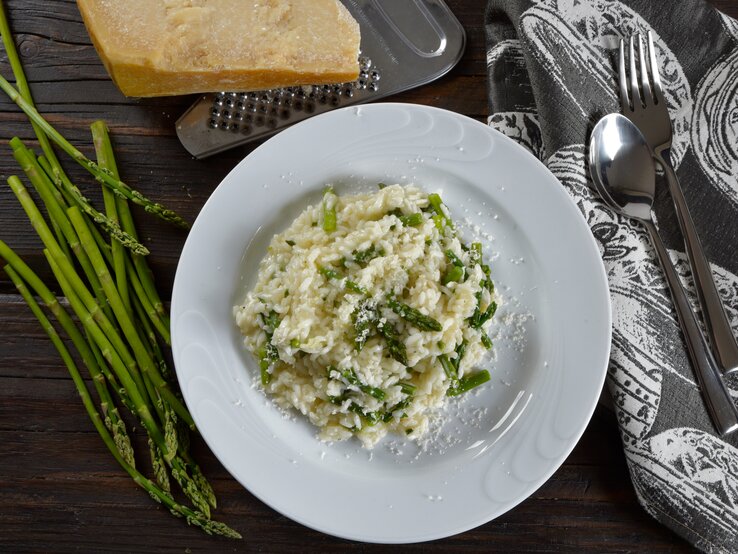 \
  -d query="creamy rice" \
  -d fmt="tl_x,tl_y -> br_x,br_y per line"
234,184 -> 497,448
